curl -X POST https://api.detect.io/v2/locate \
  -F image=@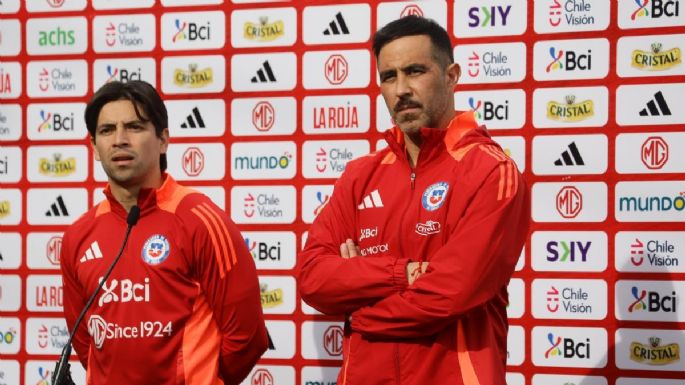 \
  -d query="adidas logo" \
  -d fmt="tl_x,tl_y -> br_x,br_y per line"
554,142 -> 585,166
180,107 -> 206,129
323,12 -> 350,35
358,189 -> 383,210
80,241 -> 103,263
45,196 -> 69,217
251,61 -> 277,83
639,91 -> 672,116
